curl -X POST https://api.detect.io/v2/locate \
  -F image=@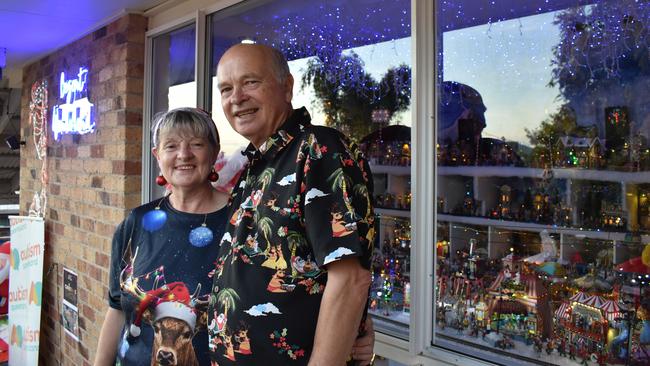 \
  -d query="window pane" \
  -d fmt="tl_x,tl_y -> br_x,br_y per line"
149,24 -> 196,199
434,1 -> 650,364
208,0 -> 412,337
